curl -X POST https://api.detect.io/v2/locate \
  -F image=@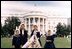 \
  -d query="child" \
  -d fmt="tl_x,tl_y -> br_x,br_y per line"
44,30 -> 57,48
12,30 -> 21,48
